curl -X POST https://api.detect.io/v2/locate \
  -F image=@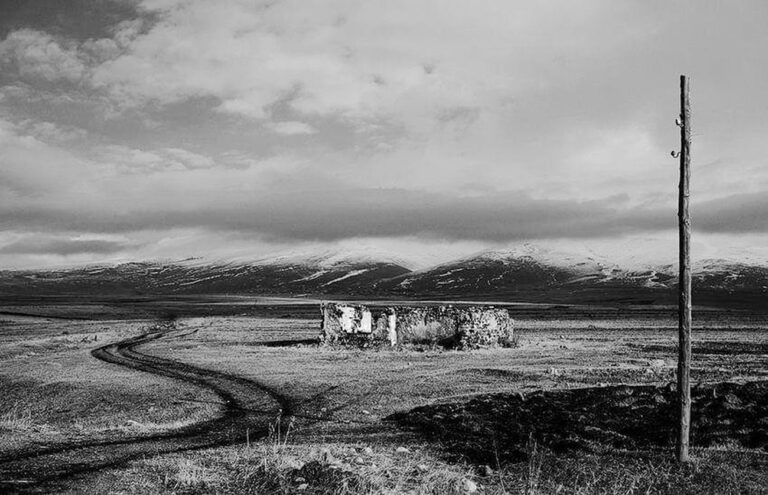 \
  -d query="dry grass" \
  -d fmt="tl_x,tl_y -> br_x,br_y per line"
524,436 -> 543,495
500,445 -> 768,495
0,403 -> 33,431
4,308 -> 767,494
164,458 -> 221,490
88,439 -> 479,494
76,434 -> 768,495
